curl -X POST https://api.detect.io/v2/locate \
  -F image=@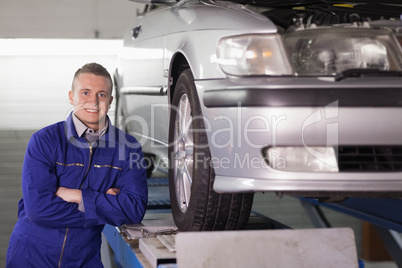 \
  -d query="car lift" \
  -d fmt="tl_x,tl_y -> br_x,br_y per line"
300,197 -> 402,267
102,178 -> 402,268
